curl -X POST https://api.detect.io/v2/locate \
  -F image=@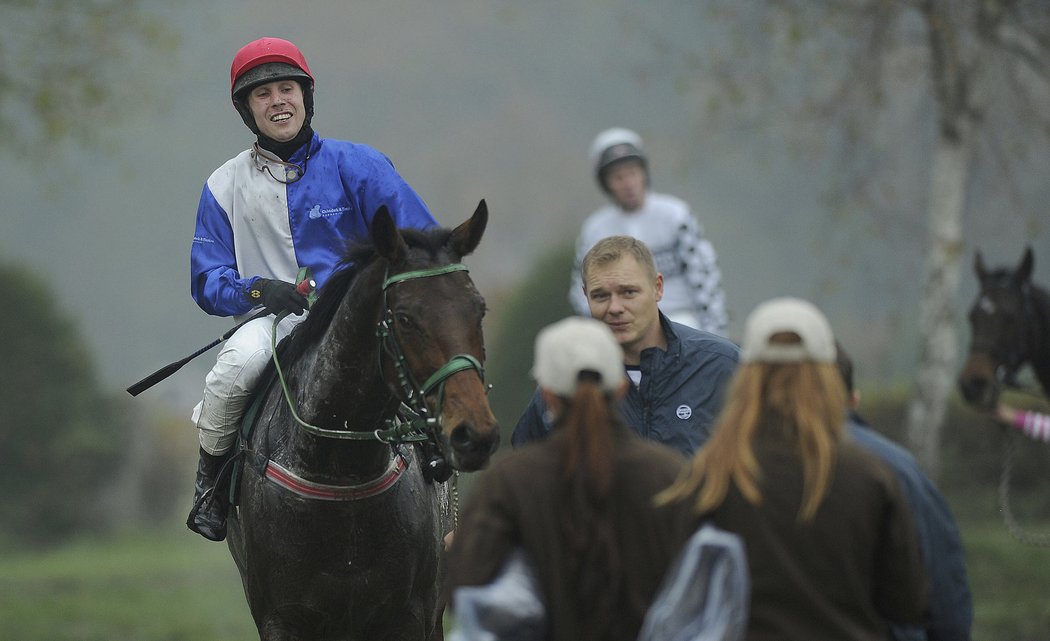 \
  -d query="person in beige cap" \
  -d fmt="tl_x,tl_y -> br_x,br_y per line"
447,317 -> 698,641
657,297 -> 929,641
